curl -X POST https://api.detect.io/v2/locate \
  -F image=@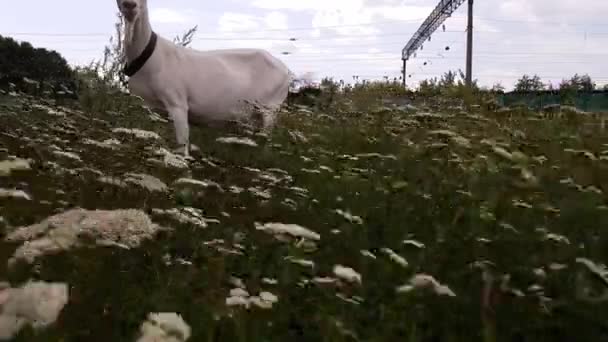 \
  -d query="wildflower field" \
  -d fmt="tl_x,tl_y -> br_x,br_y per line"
1,90 -> 608,341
